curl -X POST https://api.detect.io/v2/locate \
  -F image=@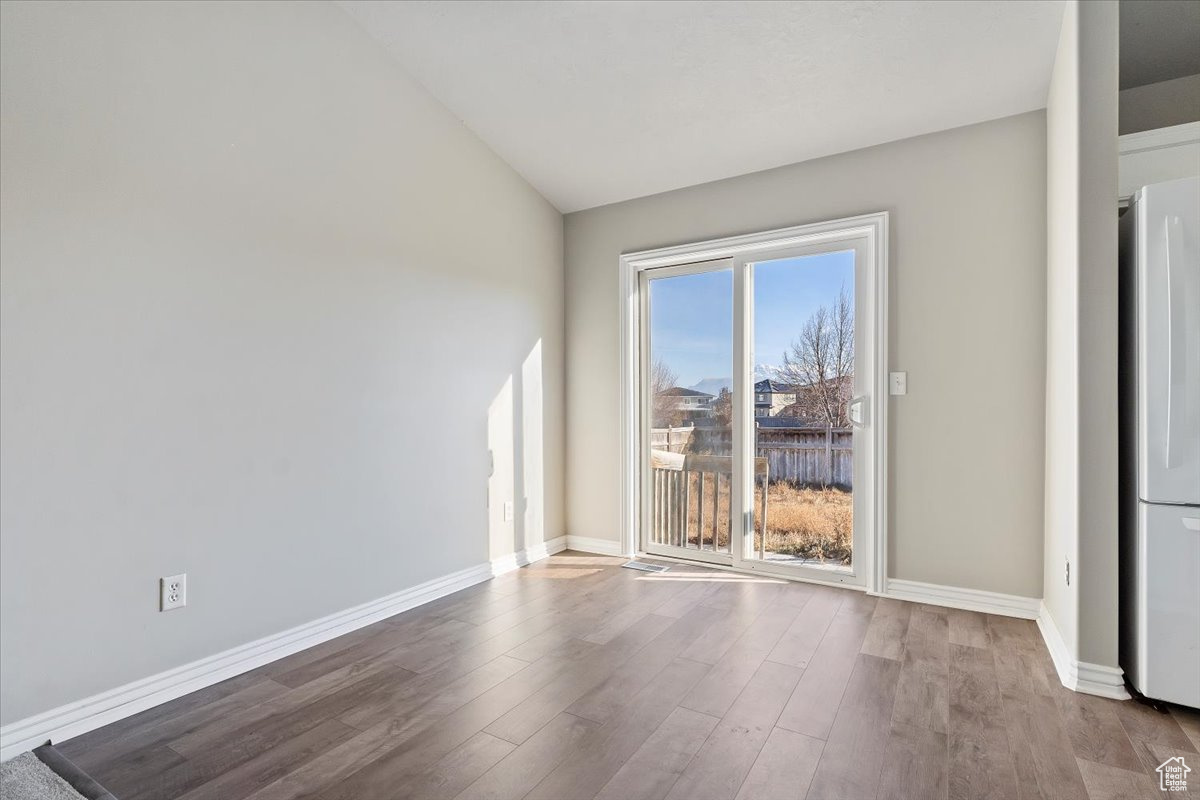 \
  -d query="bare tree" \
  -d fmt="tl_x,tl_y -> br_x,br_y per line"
650,358 -> 684,428
711,386 -> 732,428
778,287 -> 854,427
